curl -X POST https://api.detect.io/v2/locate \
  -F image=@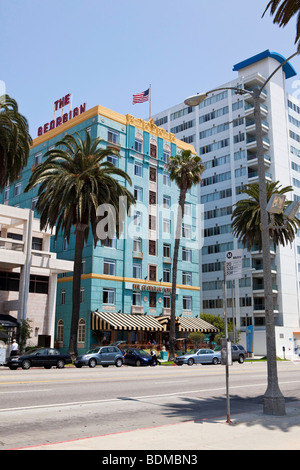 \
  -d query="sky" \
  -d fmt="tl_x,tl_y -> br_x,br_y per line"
1,0 -> 300,139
